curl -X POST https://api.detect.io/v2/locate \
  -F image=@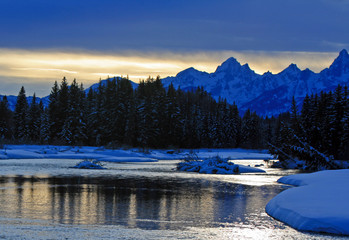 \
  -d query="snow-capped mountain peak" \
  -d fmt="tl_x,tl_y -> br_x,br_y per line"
162,49 -> 349,116
281,63 -> 301,74
176,67 -> 205,78
3,50 -> 348,116
328,49 -> 349,76
339,49 -> 349,58
215,57 -> 242,73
